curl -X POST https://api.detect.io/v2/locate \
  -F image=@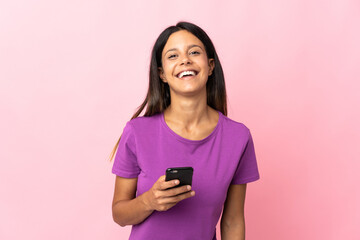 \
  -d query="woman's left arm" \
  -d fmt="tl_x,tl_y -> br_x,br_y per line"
220,184 -> 247,240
